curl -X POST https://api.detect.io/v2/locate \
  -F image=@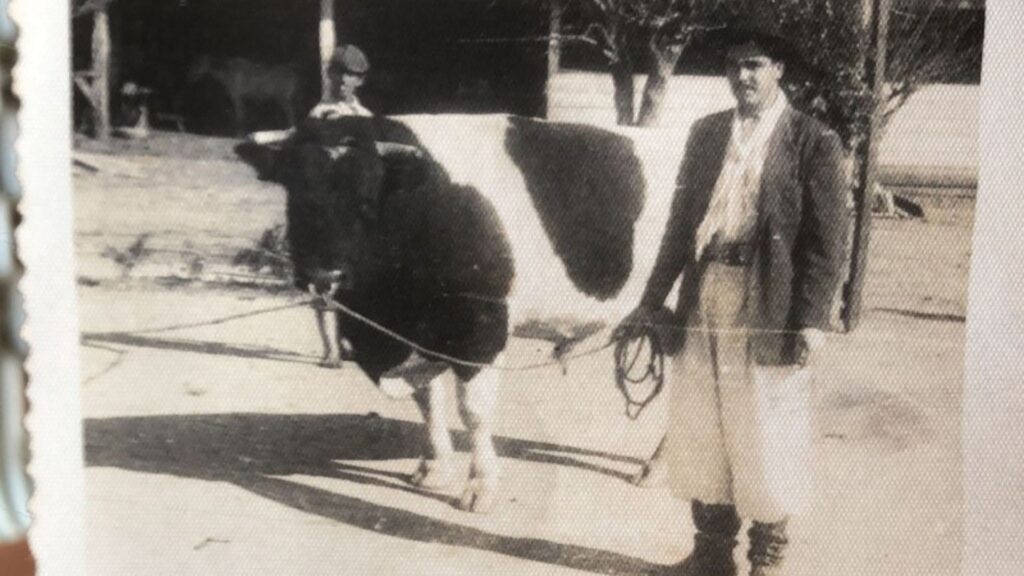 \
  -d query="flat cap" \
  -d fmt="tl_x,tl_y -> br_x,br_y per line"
329,44 -> 370,75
